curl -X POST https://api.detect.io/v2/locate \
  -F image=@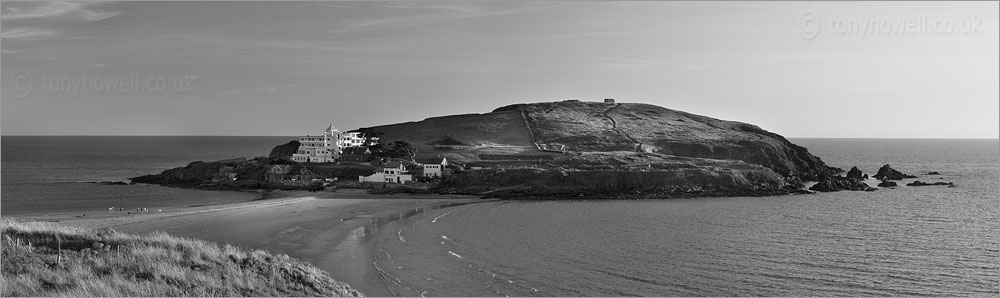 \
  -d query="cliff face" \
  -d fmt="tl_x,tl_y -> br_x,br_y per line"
439,152 -> 796,199
364,100 -> 837,181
